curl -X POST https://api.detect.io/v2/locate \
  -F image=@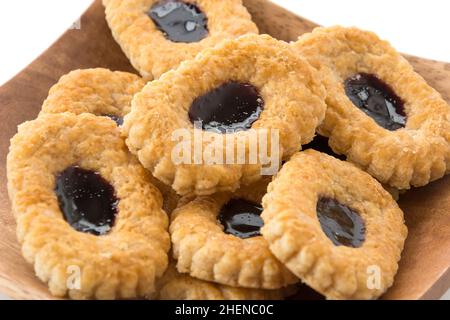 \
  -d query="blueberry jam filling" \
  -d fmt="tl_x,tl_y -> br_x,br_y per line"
189,82 -> 264,133
148,0 -> 208,43
316,197 -> 365,248
345,73 -> 406,131
303,135 -> 346,161
55,166 -> 119,236
218,198 -> 264,239
103,114 -> 124,126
